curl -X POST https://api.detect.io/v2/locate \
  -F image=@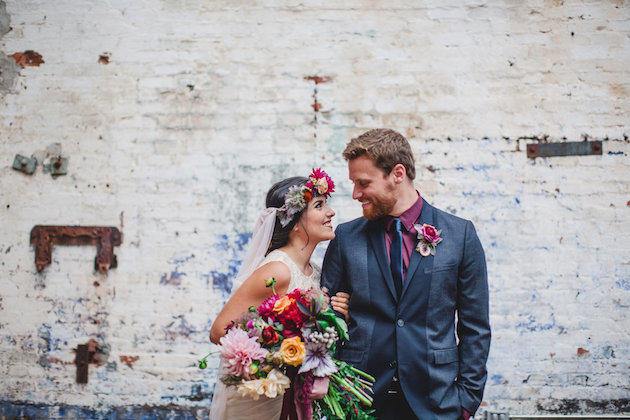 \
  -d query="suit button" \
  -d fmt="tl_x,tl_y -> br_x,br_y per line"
388,361 -> 397,368
397,319 -> 405,327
